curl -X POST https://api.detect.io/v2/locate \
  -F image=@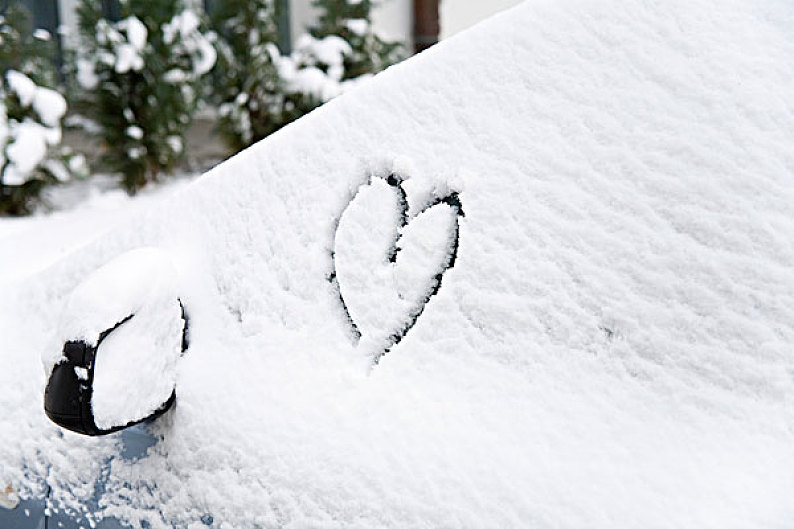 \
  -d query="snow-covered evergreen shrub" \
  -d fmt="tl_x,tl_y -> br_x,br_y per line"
76,0 -> 216,192
0,4 -> 87,216
212,0 -> 403,150
276,33 -> 353,104
309,0 -> 402,80
212,0 -> 288,151
274,0 -> 403,119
